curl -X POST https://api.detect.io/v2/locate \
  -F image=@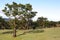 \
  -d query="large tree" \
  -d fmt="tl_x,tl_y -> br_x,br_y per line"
2,2 -> 37,37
